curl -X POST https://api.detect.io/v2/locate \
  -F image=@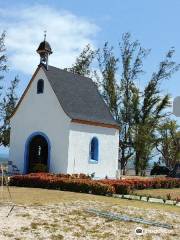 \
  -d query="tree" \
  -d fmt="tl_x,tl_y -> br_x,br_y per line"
0,31 -> 19,147
97,35 -> 149,174
68,33 -> 180,175
156,119 -> 180,169
97,42 -> 119,120
118,33 -> 149,174
133,48 -> 179,175
0,31 -> 7,82
66,44 -> 96,77
0,77 -> 19,146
